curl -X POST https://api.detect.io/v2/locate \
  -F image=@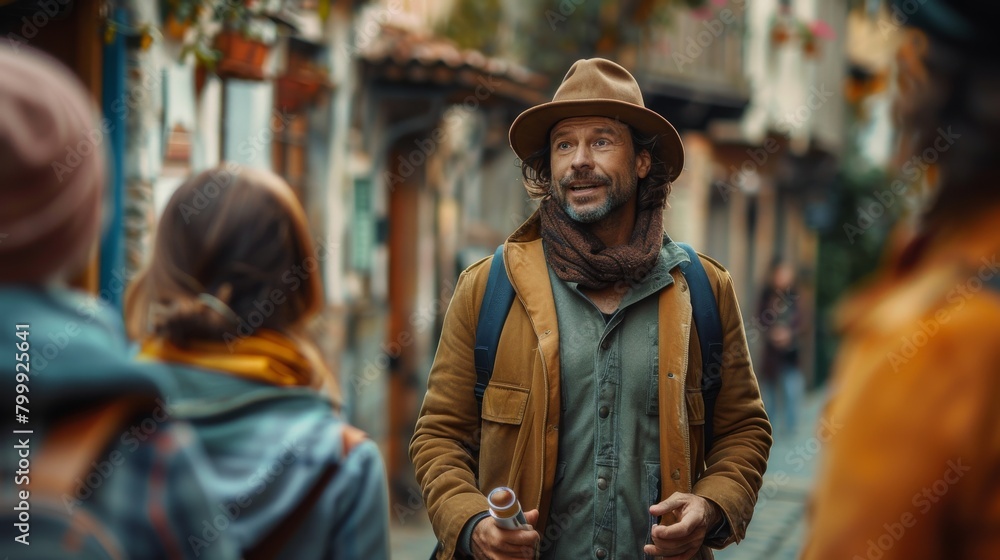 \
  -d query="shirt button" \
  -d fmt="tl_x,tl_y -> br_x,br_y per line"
597,477 -> 608,490
680,281 -> 688,292
599,406 -> 610,418
600,339 -> 611,350
596,548 -> 608,559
